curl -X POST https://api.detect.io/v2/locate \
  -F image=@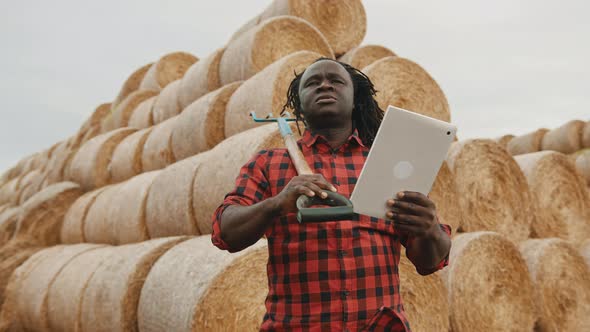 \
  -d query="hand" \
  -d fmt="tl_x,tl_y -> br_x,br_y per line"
270,174 -> 337,215
385,191 -> 439,238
